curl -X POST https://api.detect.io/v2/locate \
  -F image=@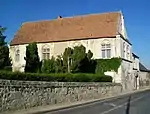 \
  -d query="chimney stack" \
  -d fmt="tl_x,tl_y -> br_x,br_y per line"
57,15 -> 62,19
